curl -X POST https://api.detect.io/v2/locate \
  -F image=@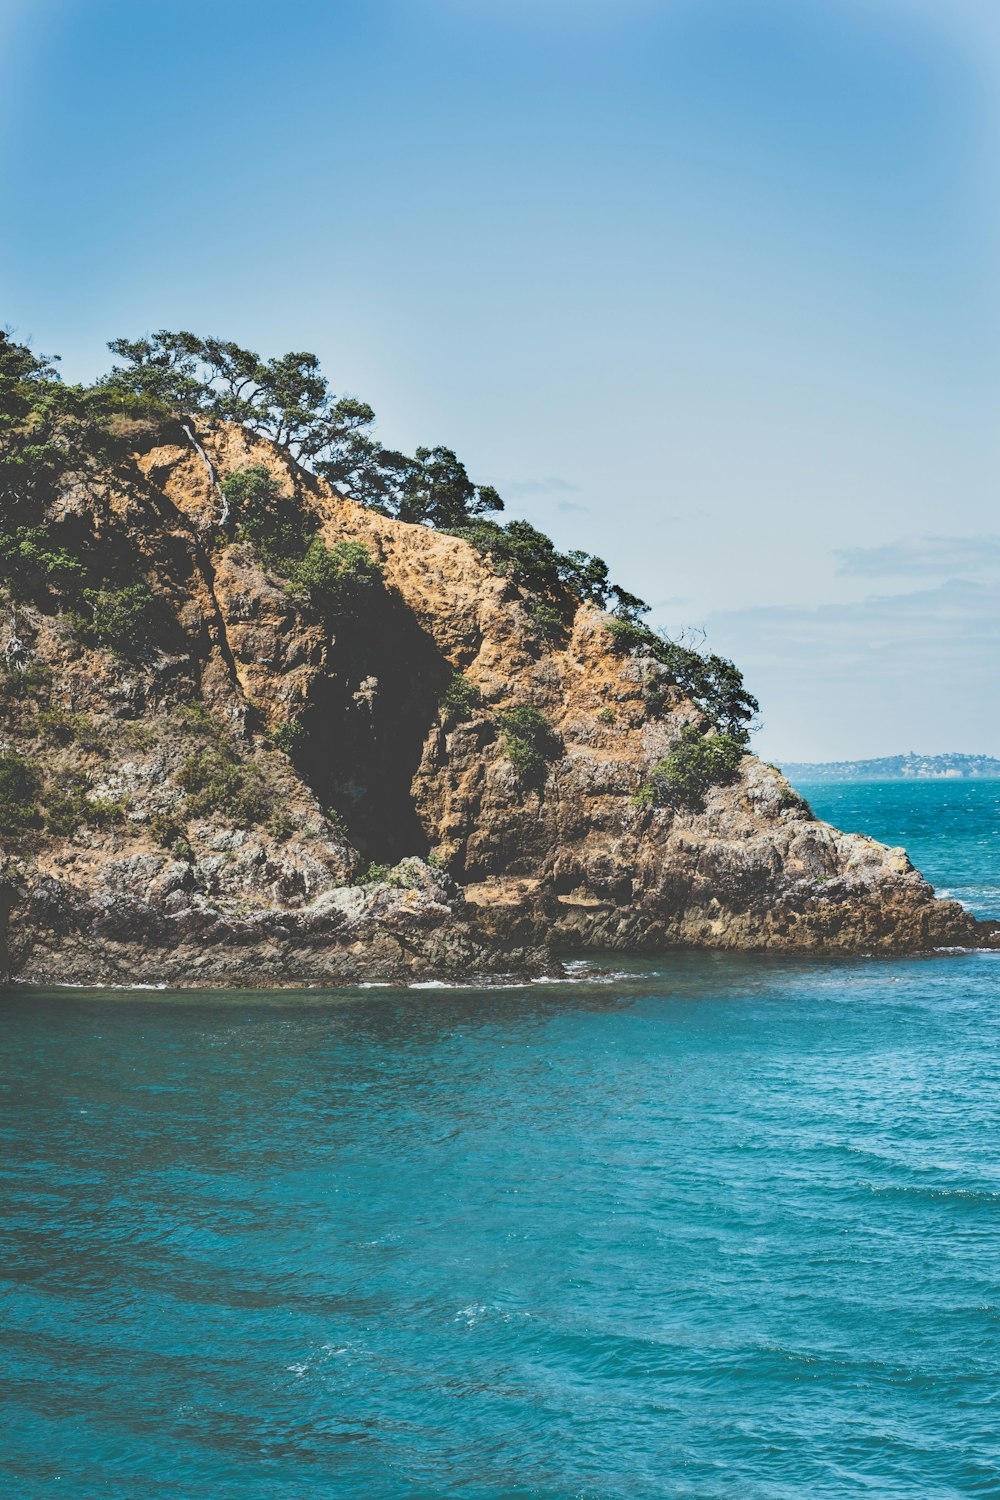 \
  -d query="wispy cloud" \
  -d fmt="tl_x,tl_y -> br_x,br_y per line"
712,578 -> 1000,670
836,535 -> 1000,579
705,577 -> 1000,758
502,476 -> 581,497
